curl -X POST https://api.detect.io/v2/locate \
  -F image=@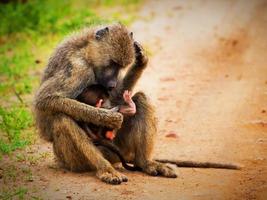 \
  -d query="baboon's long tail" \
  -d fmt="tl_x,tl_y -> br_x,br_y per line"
155,159 -> 241,170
